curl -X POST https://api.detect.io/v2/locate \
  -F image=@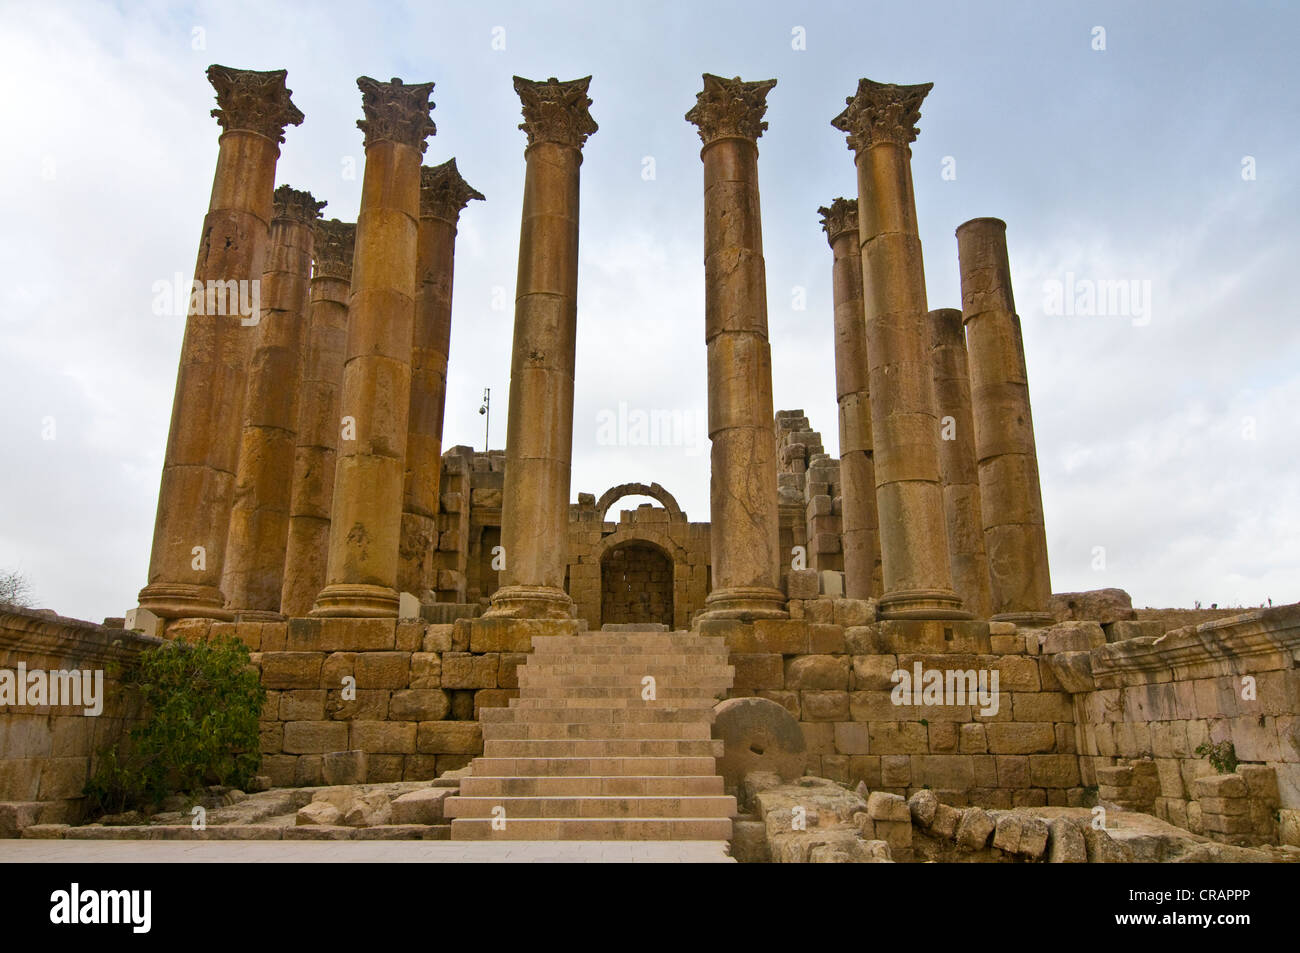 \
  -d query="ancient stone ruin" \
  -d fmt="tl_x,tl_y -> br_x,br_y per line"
2,66 -> 1297,864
